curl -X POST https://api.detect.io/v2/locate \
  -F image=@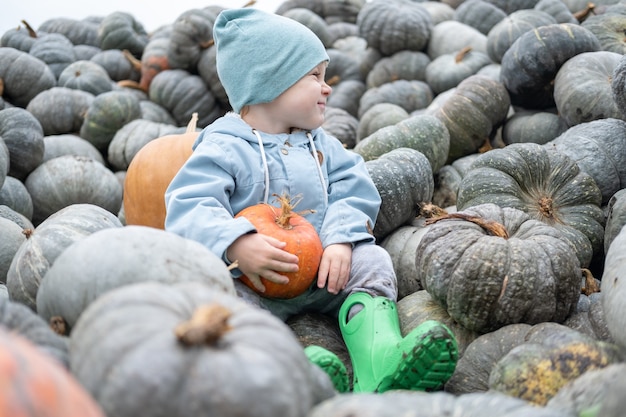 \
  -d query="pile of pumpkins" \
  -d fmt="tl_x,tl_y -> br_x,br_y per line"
2,0 -> 626,415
